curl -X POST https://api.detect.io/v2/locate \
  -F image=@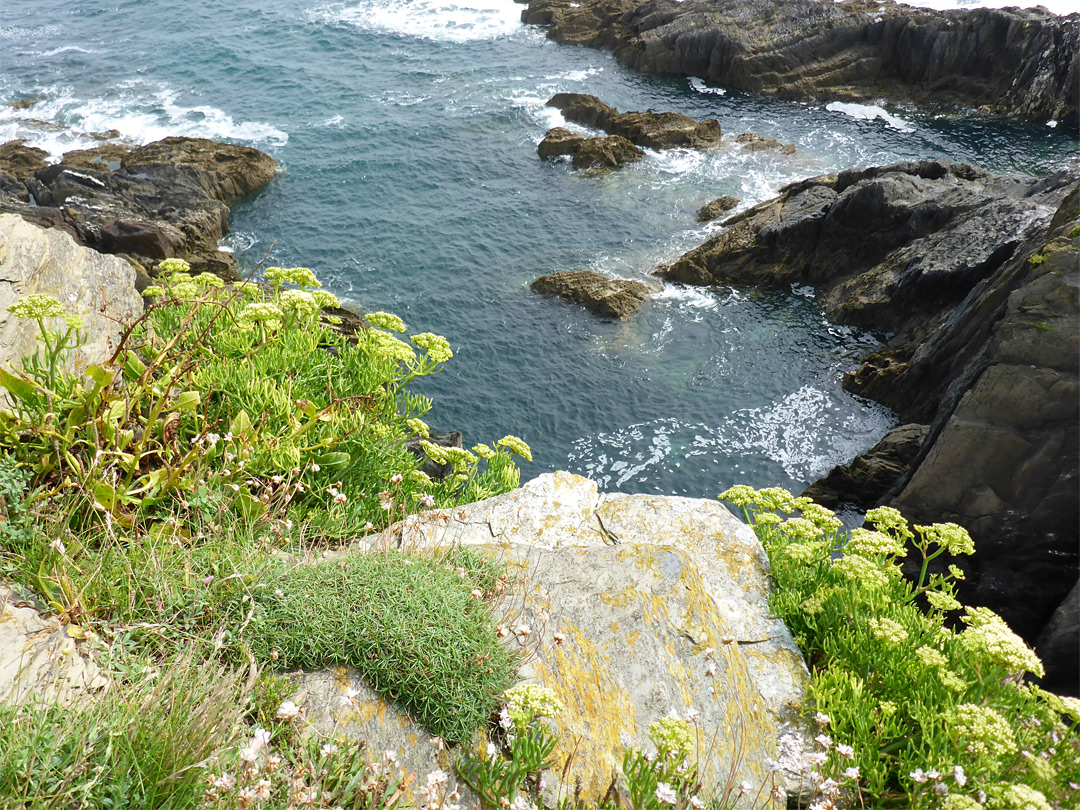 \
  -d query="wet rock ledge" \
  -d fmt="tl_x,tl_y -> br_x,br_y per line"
520,0 -> 1079,126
